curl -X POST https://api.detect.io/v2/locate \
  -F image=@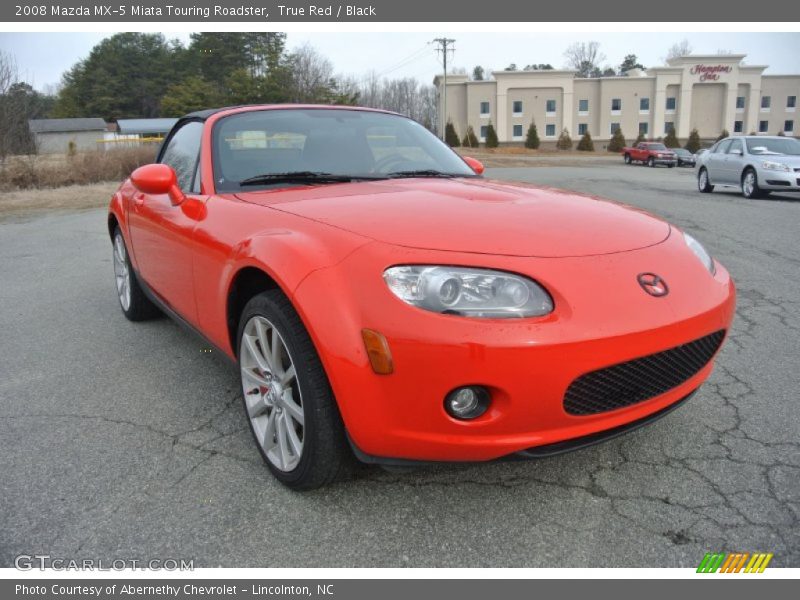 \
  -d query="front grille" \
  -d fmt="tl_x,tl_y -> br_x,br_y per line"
563,330 -> 726,416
